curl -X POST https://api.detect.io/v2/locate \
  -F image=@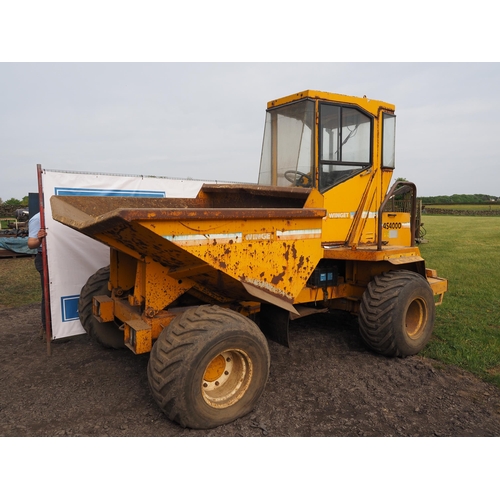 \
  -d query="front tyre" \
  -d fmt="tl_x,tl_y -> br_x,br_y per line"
359,270 -> 435,357
147,305 -> 270,429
